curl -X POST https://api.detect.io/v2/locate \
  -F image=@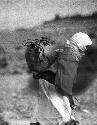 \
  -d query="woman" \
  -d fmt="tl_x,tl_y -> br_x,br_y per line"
25,32 -> 92,124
